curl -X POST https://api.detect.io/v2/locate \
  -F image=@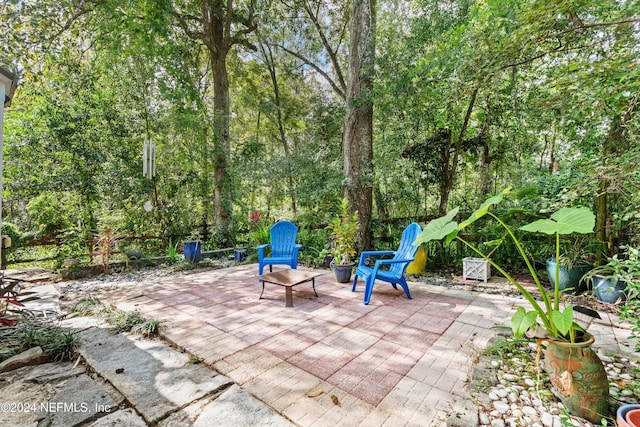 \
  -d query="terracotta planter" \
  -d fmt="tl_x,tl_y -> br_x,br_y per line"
627,408 -> 640,427
618,404 -> 640,427
543,333 -> 609,423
